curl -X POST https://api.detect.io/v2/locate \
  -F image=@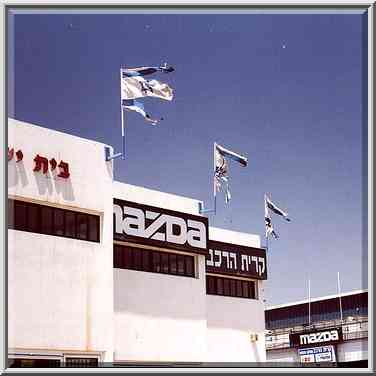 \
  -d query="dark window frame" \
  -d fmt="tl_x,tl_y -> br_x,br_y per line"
206,275 -> 257,300
8,199 -> 100,243
114,245 -> 196,279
